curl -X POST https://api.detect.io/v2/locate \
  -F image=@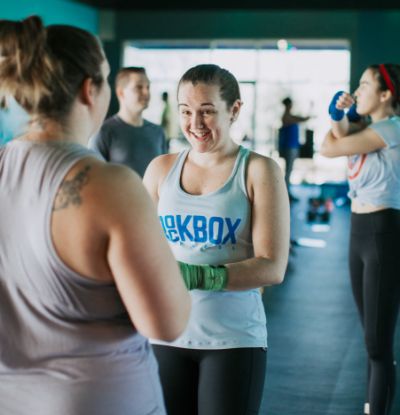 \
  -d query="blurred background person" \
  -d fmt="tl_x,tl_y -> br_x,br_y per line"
278,97 -> 311,201
161,91 -> 173,152
89,67 -> 167,177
